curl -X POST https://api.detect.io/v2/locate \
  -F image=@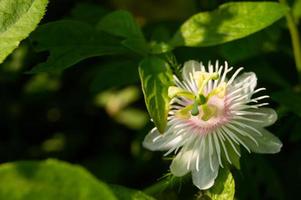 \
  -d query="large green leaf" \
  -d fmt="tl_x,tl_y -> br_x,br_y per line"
139,56 -> 173,133
98,10 -> 143,39
70,3 -> 108,25
0,159 -> 117,200
170,2 -> 288,47
219,23 -> 282,63
98,10 -> 148,56
203,168 -> 235,200
28,20 -> 128,73
0,0 -> 48,63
